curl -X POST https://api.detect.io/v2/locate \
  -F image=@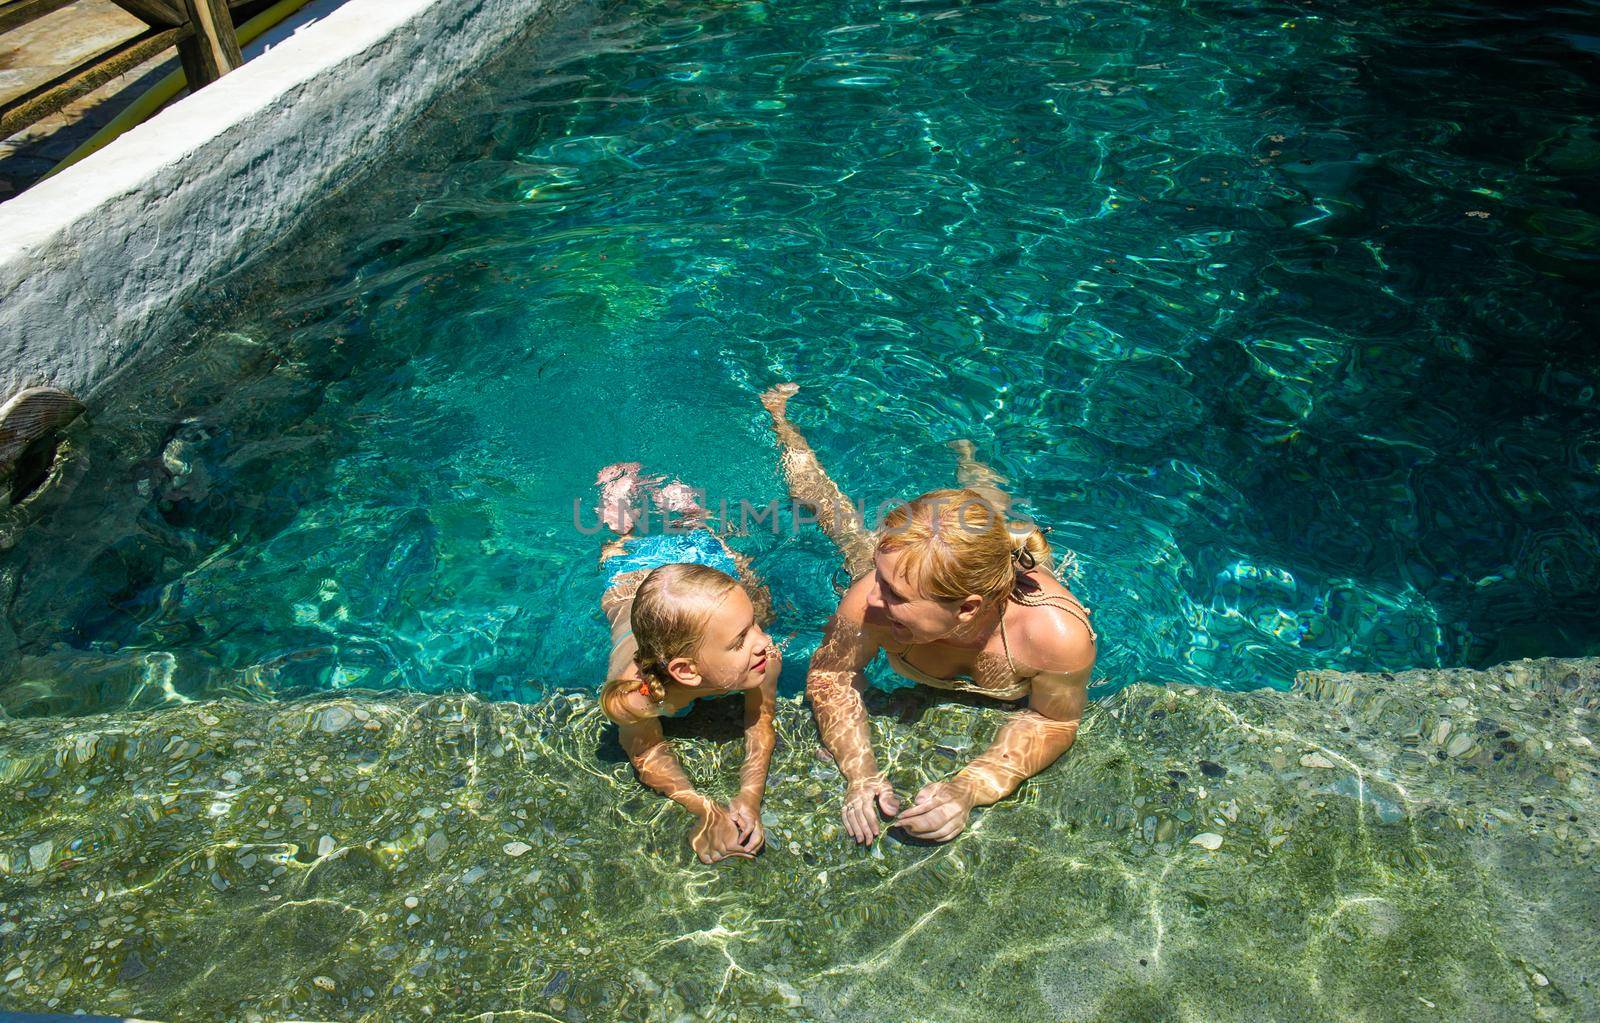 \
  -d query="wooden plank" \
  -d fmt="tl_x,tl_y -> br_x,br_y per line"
175,0 -> 241,87
0,25 -> 189,139
0,0 -> 78,35
107,0 -> 185,29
